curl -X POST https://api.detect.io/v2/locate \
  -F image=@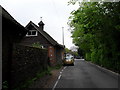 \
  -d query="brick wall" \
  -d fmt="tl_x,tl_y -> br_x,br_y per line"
11,44 -> 48,88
